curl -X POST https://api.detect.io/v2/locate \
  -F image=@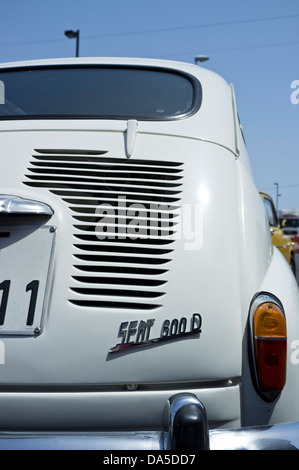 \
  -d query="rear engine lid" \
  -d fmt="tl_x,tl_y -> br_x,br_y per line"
0,130 -> 242,386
